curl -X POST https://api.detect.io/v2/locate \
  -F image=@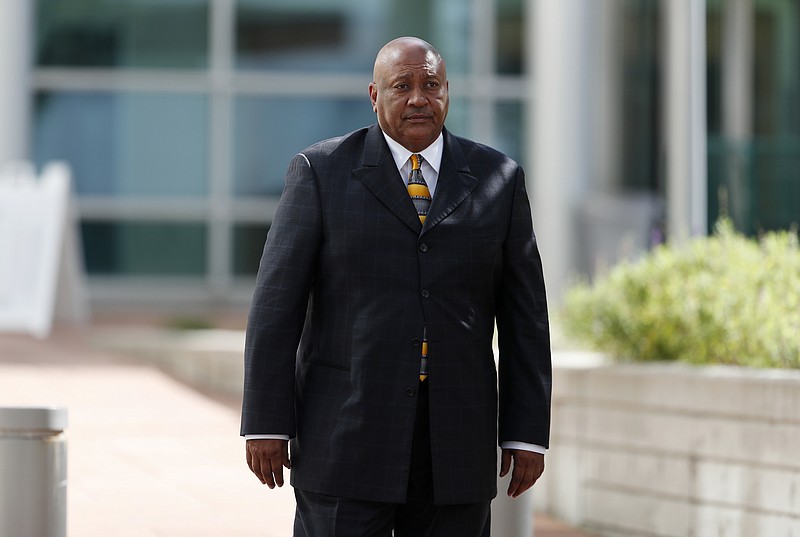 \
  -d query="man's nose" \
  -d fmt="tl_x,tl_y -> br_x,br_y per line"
408,86 -> 428,107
